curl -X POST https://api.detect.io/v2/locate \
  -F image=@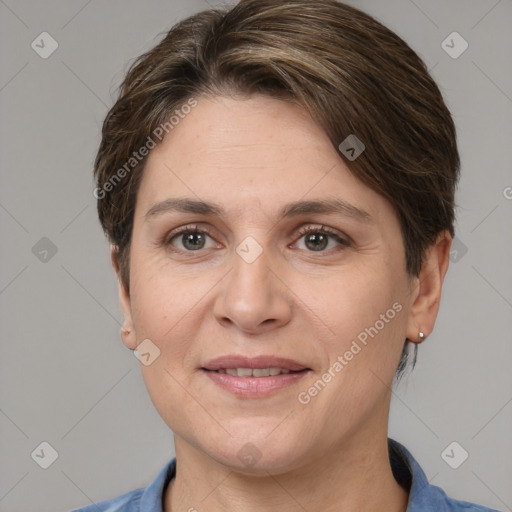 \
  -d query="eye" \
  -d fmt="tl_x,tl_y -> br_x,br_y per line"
162,223 -> 350,254
164,224 -> 218,252
293,225 -> 350,252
